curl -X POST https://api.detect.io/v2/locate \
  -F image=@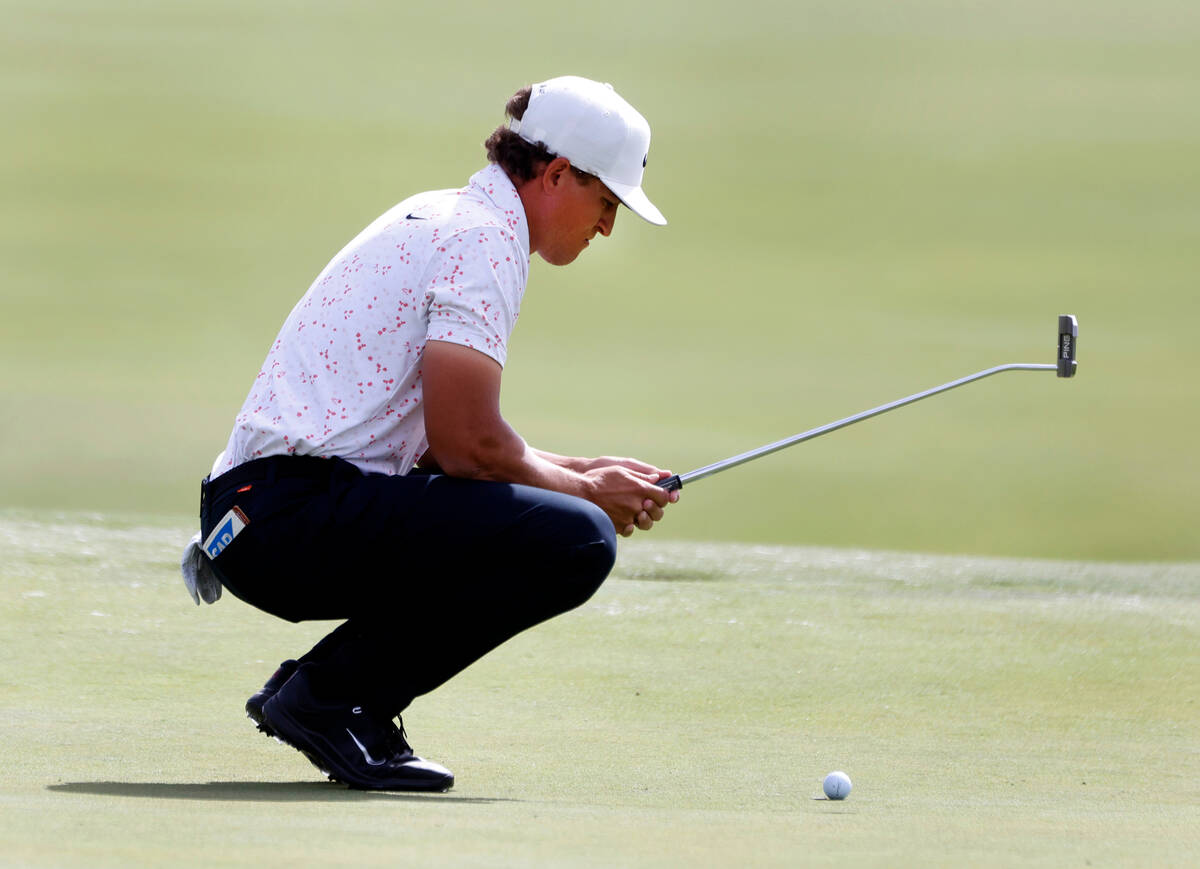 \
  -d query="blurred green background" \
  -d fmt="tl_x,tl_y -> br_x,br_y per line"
3,0 -> 1197,561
